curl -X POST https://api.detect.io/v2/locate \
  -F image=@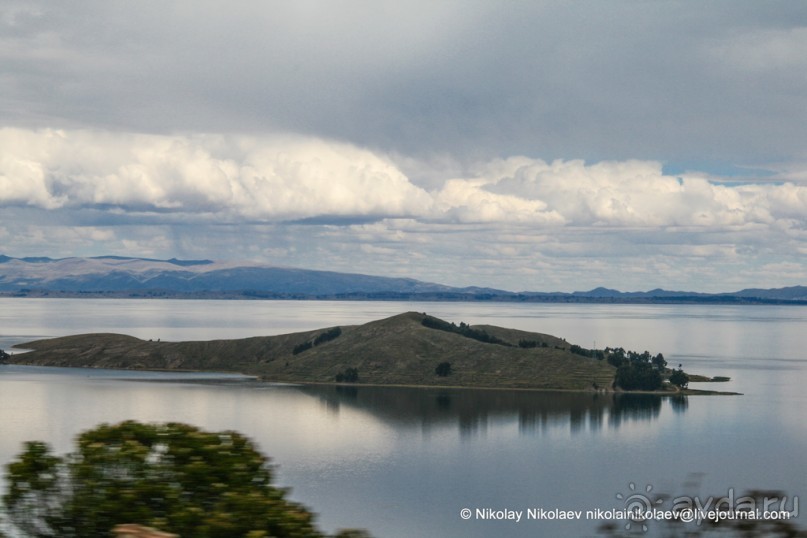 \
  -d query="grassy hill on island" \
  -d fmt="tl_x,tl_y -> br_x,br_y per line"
8,312 -> 622,391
